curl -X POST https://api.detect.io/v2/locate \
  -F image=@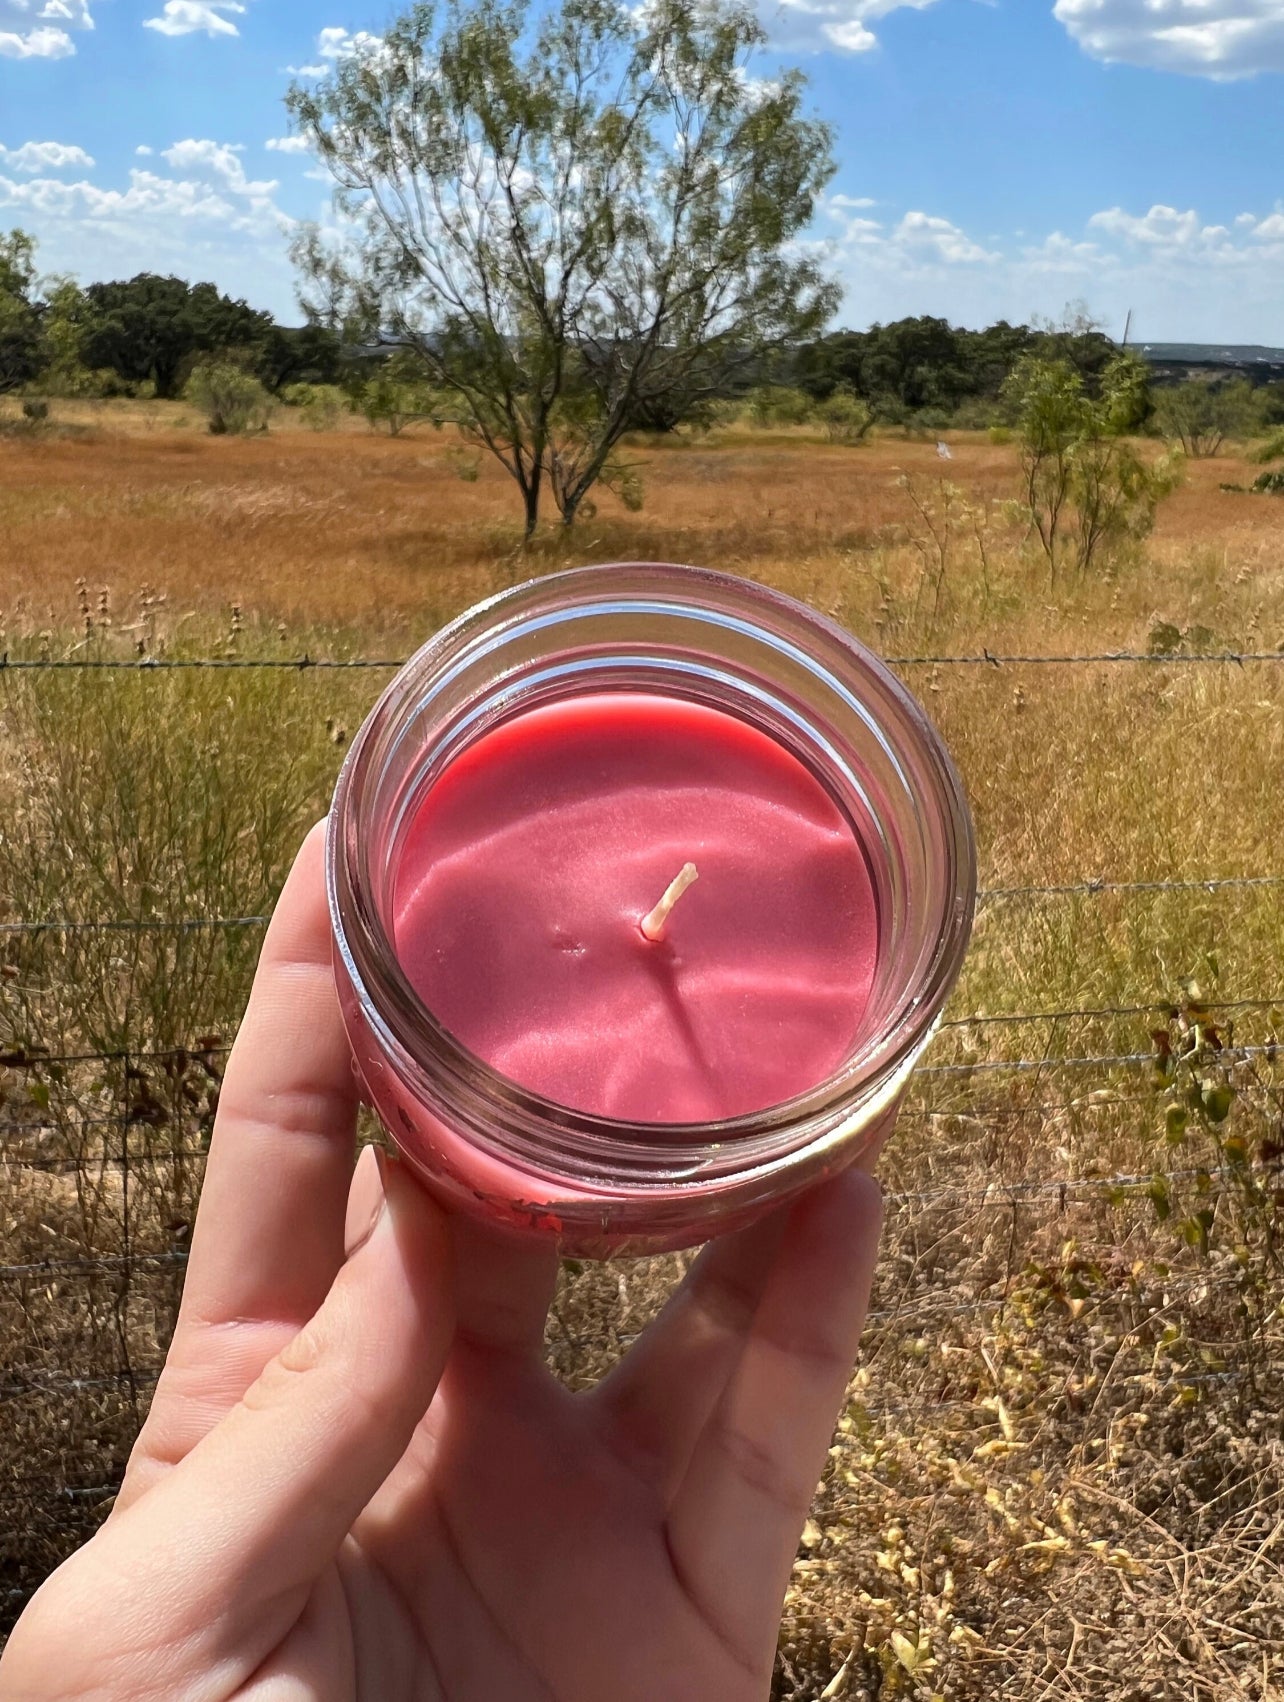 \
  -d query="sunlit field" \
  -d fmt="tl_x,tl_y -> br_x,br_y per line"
3,401 -> 1283,1698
